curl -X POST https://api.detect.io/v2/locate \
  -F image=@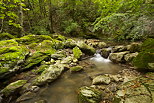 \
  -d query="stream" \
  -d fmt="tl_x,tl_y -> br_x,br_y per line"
23,53 -> 127,103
